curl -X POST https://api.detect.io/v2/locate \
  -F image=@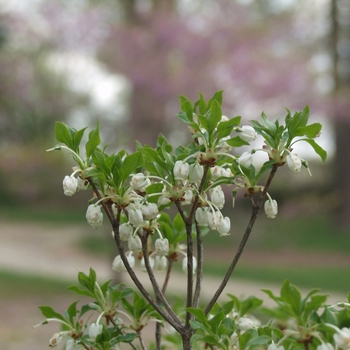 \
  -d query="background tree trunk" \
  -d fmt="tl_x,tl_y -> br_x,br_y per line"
330,0 -> 350,229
